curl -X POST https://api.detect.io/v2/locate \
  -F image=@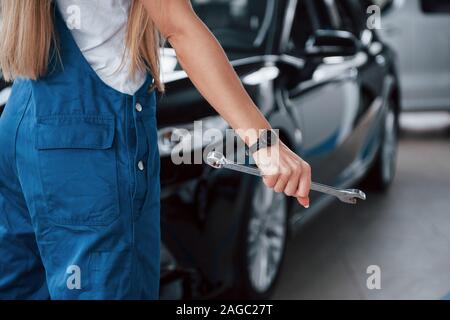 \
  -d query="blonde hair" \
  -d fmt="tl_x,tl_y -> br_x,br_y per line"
0,0 -> 164,92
